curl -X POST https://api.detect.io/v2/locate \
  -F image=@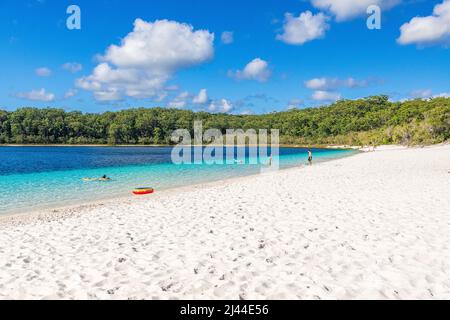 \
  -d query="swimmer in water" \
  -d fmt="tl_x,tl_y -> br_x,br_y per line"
82,175 -> 111,182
